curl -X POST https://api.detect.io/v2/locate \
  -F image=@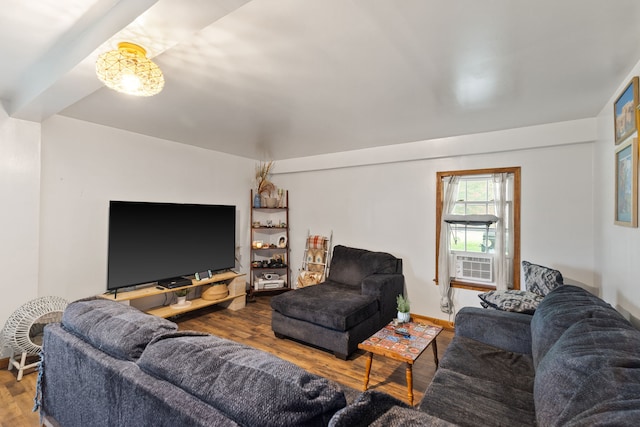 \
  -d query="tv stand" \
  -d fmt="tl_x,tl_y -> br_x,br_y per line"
98,271 -> 246,317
